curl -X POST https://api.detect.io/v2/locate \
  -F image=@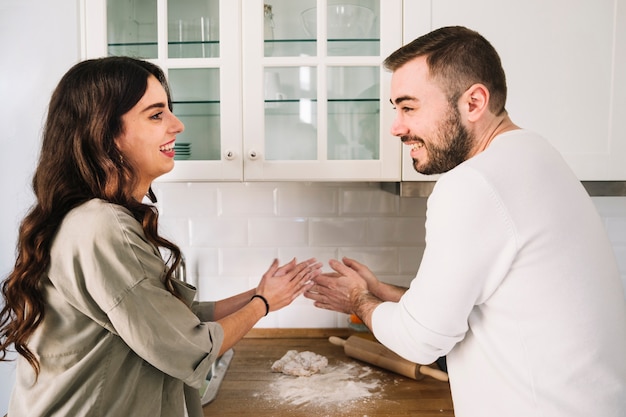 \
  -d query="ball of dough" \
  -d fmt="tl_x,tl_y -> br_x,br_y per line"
271,350 -> 329,377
